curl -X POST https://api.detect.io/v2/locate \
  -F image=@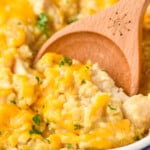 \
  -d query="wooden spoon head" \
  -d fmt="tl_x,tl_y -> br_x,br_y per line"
36,31 -> 132,95
35,0 -> 150,96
